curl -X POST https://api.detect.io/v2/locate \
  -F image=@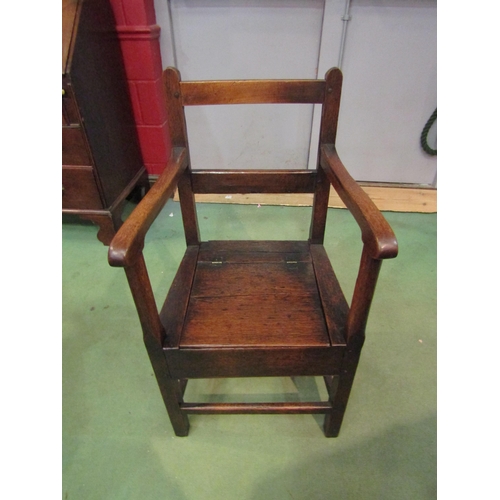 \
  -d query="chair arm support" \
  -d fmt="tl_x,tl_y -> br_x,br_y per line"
108,147 -> 188,268
320,144 -> 398,260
